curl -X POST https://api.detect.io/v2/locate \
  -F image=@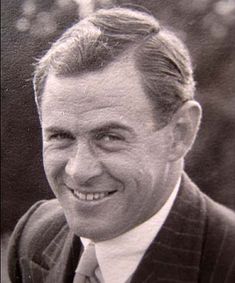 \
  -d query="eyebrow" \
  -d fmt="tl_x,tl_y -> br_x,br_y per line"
90,122 -> 134,135
44,126 -> 72,135
44,122 -> 134,136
